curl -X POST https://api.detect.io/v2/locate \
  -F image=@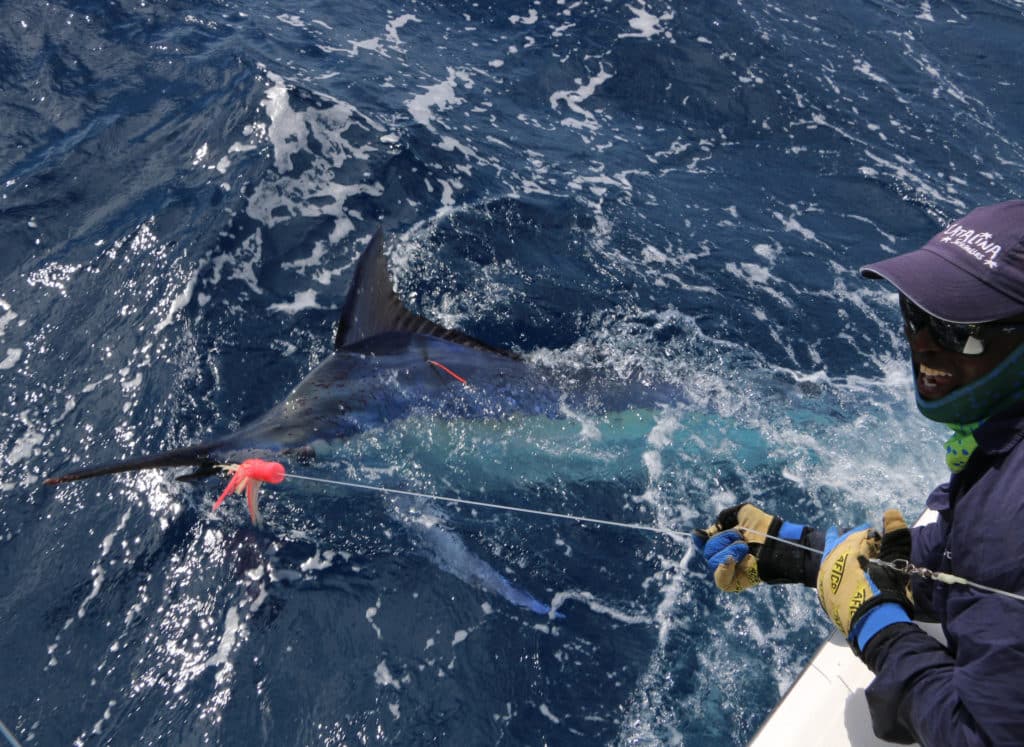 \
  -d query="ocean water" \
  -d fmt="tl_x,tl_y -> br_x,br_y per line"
2,1 -> 1023,744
